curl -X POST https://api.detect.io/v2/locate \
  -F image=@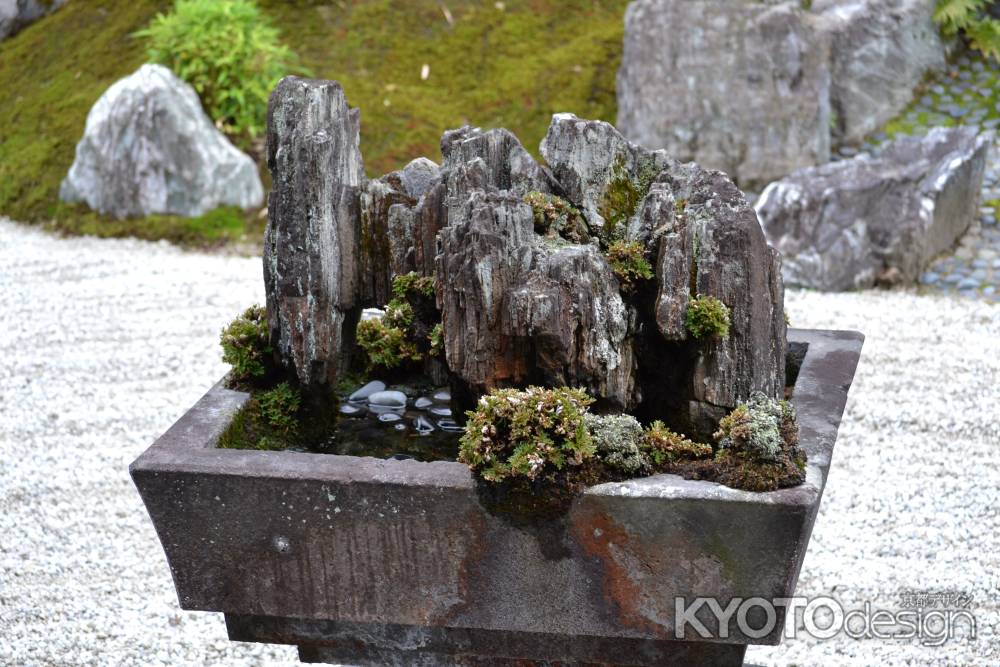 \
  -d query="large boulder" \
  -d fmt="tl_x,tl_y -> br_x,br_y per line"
264,76 -> 364,388
0,0 -> 67,42
756,127 -> 992,291
616,0 -> 832,188
59,64 -> 263,220
616,0 -> 946,187
815,0 -> 945,145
